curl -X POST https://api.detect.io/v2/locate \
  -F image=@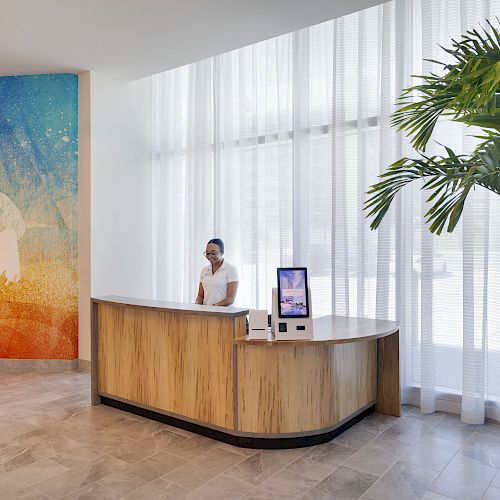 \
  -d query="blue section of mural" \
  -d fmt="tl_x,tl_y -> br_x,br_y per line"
0,74 -> 78,223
